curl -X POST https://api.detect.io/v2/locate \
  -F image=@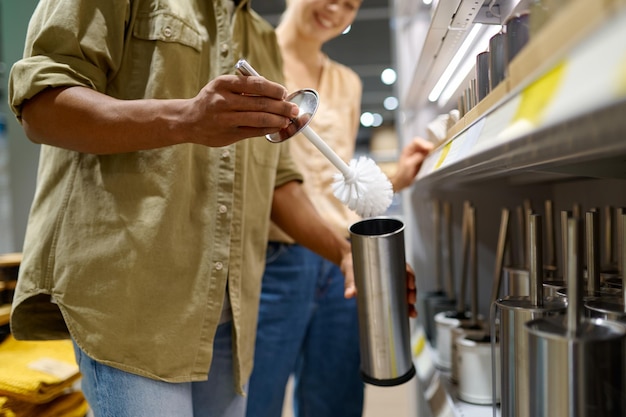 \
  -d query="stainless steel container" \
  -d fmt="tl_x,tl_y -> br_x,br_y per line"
496,214 -> 567,417
489,32 -> 507,90
349,217 -> 416,386
451,322 -> 484,384
457,332 -> 501,405
526,216 -> 626,416
585,298 -> 626,322
526,317 -> 626,416
497,296 -> 565,417
434,310 -> 470,369
506,267 -> 567,297
476,51 -> 490,101
505,12 -> 530,64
